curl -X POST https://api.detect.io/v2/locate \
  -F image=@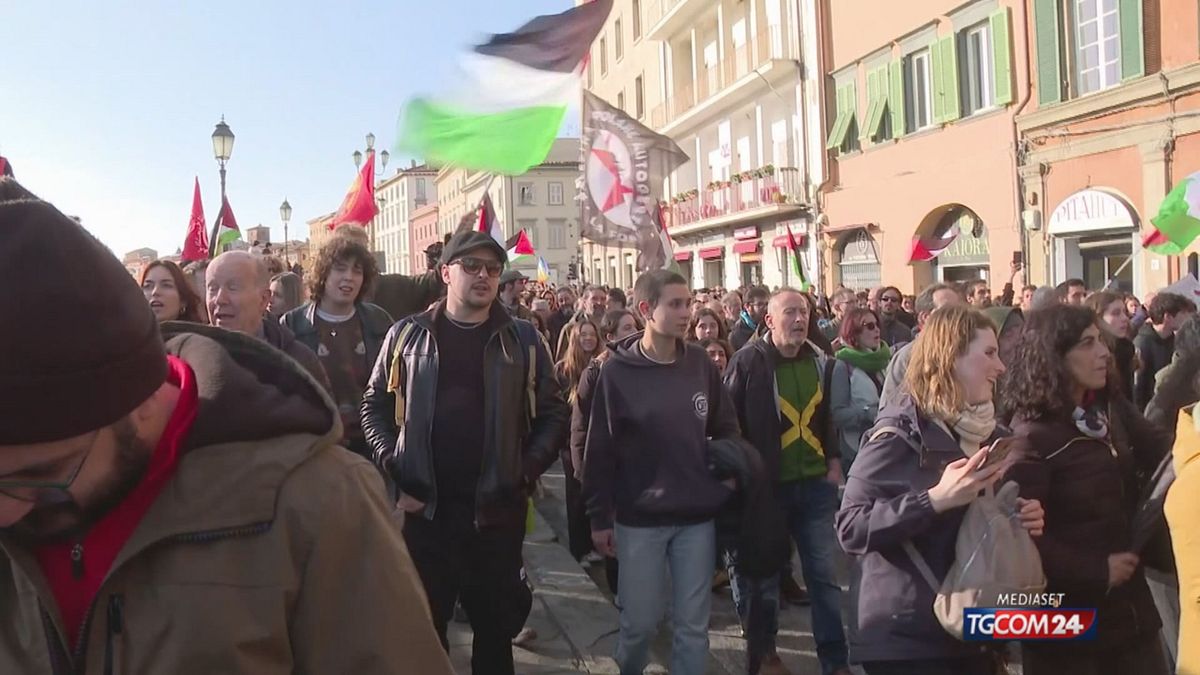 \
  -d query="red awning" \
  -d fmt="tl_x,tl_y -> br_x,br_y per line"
733,240 -> 760,254
771,233 -> 807,248
674,250 -> 693,261
699,247 -> 724,260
